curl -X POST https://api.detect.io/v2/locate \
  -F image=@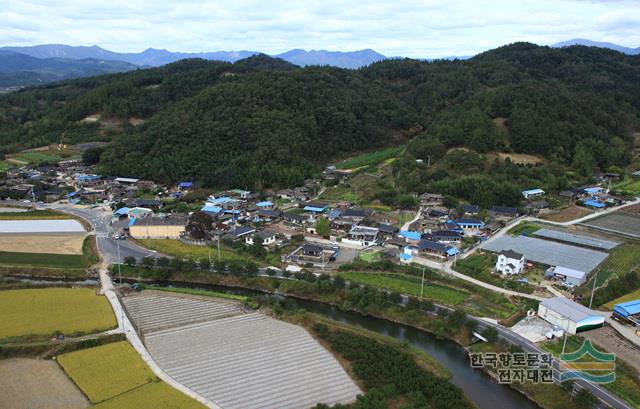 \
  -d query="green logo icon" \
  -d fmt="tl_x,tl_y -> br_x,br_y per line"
559,340 -> 615,384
